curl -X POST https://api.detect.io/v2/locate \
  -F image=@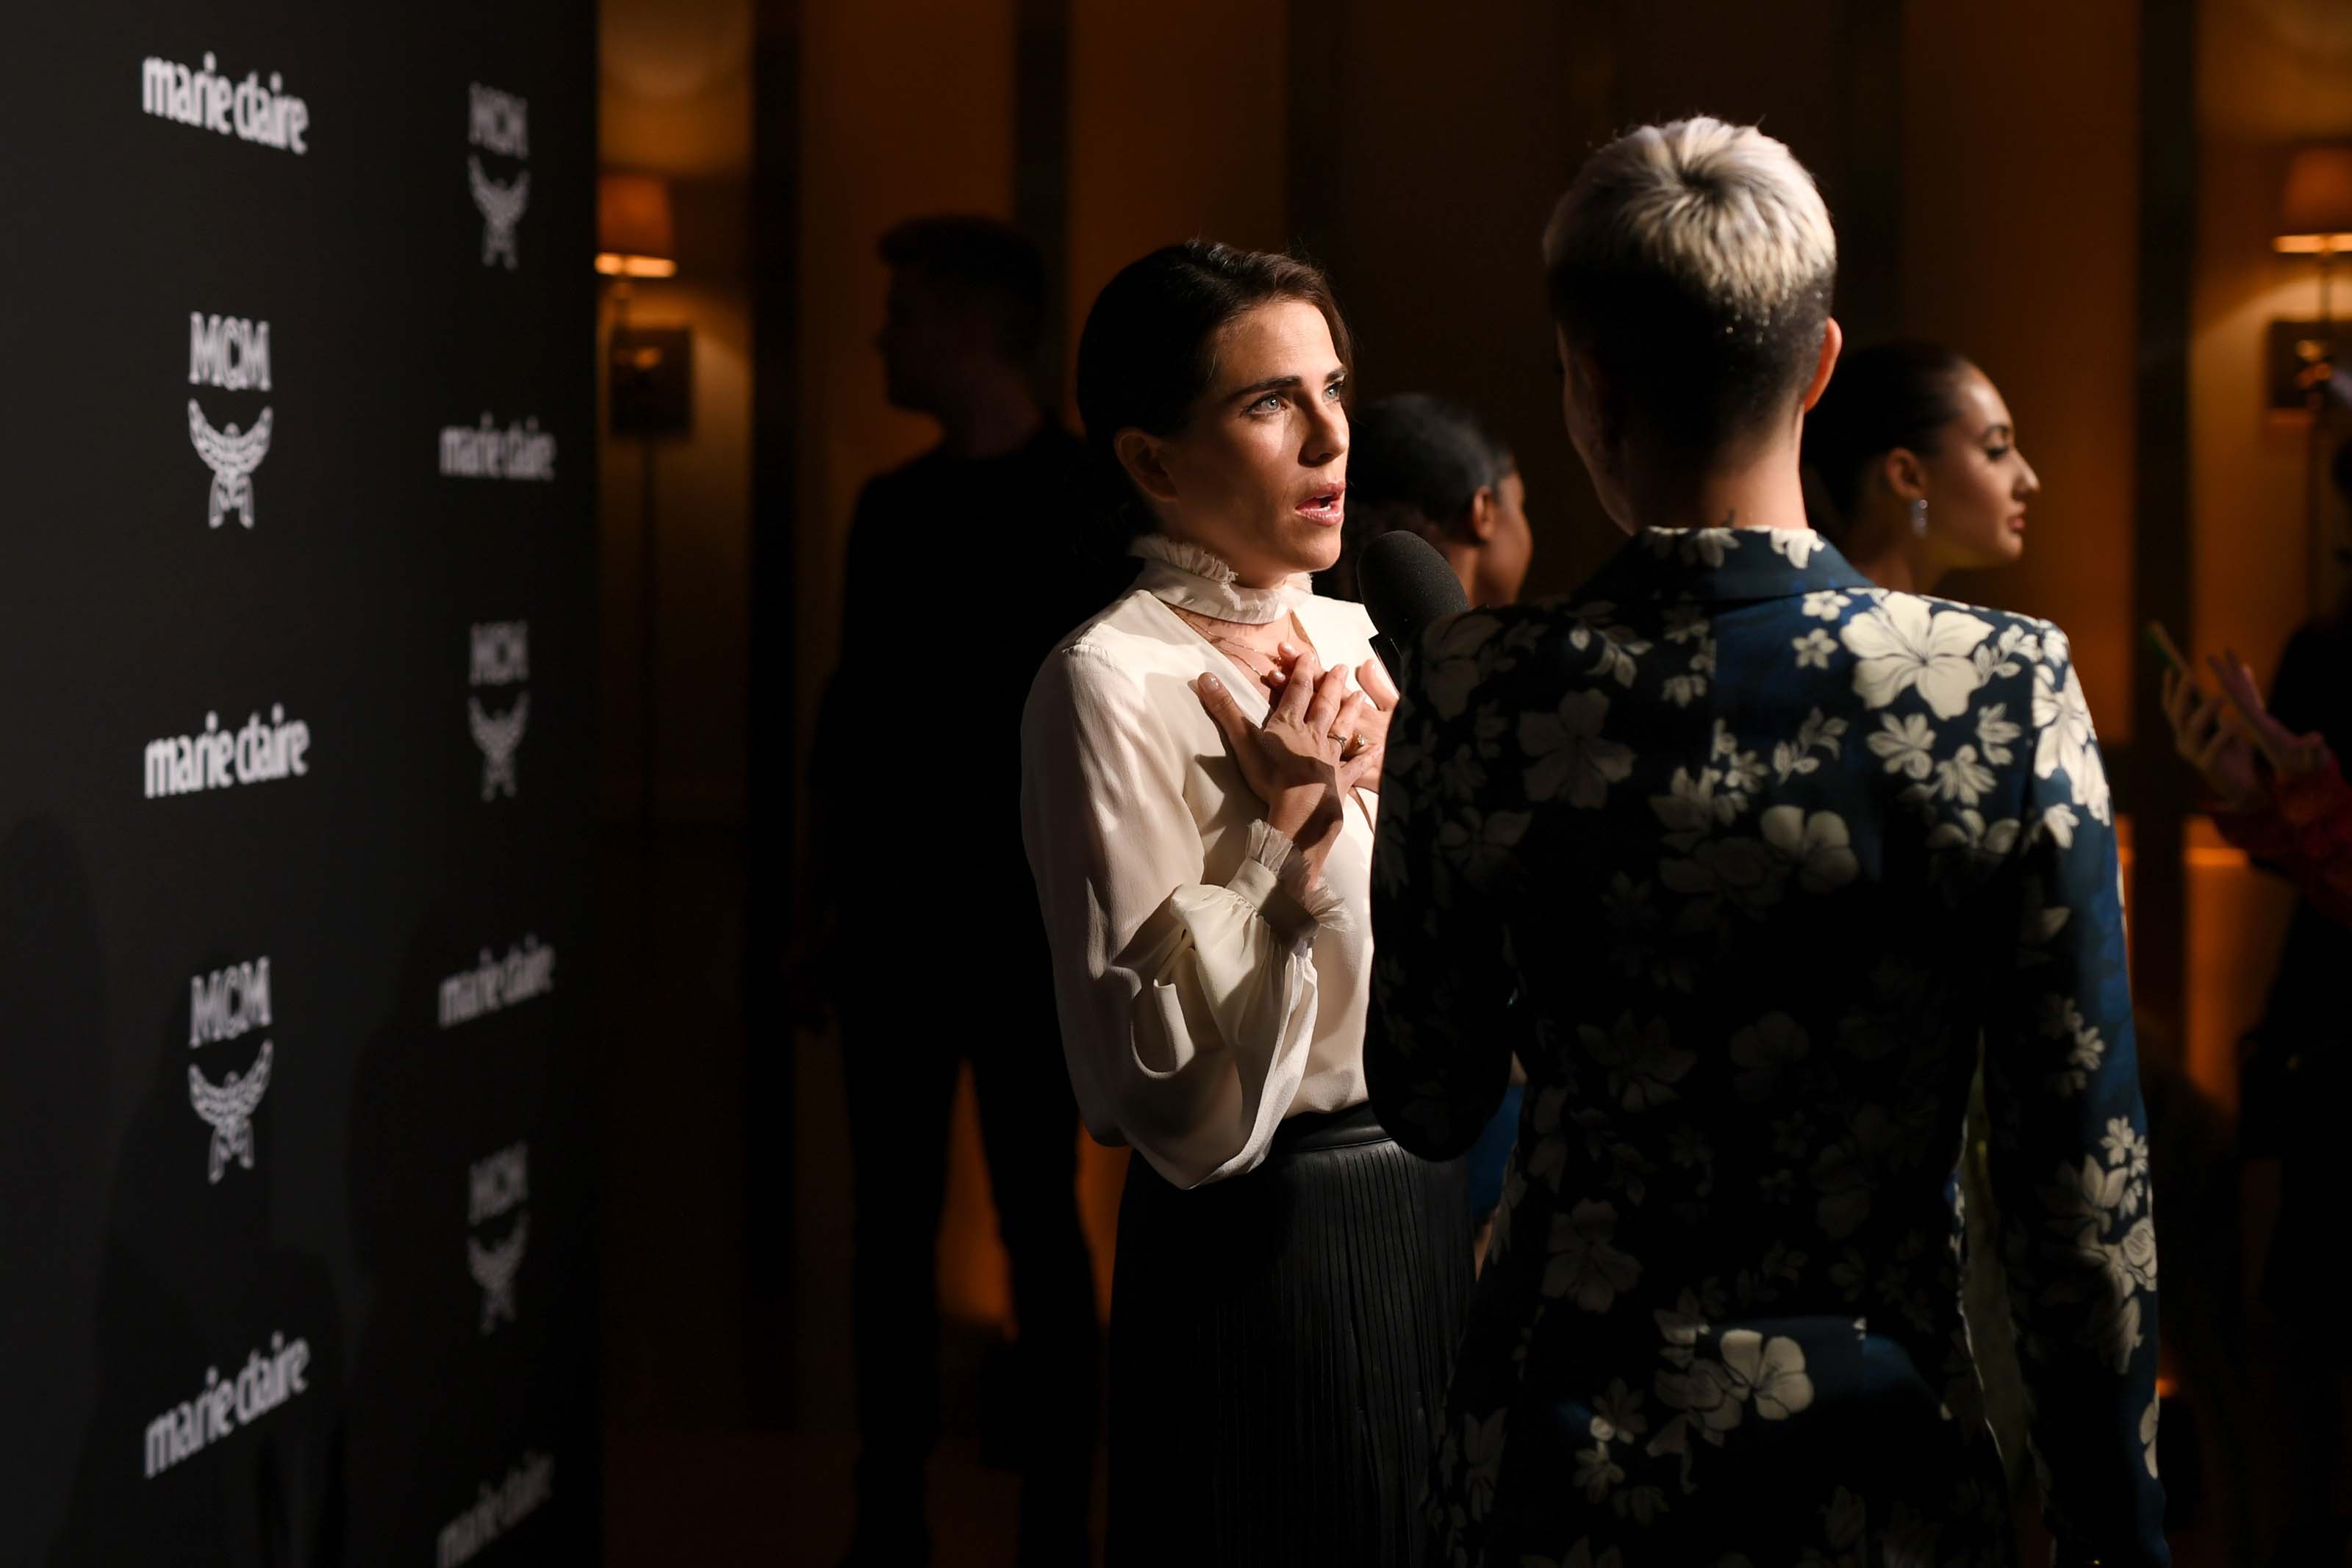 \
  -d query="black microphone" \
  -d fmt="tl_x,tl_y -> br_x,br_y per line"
1359,531 -> 1470,686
